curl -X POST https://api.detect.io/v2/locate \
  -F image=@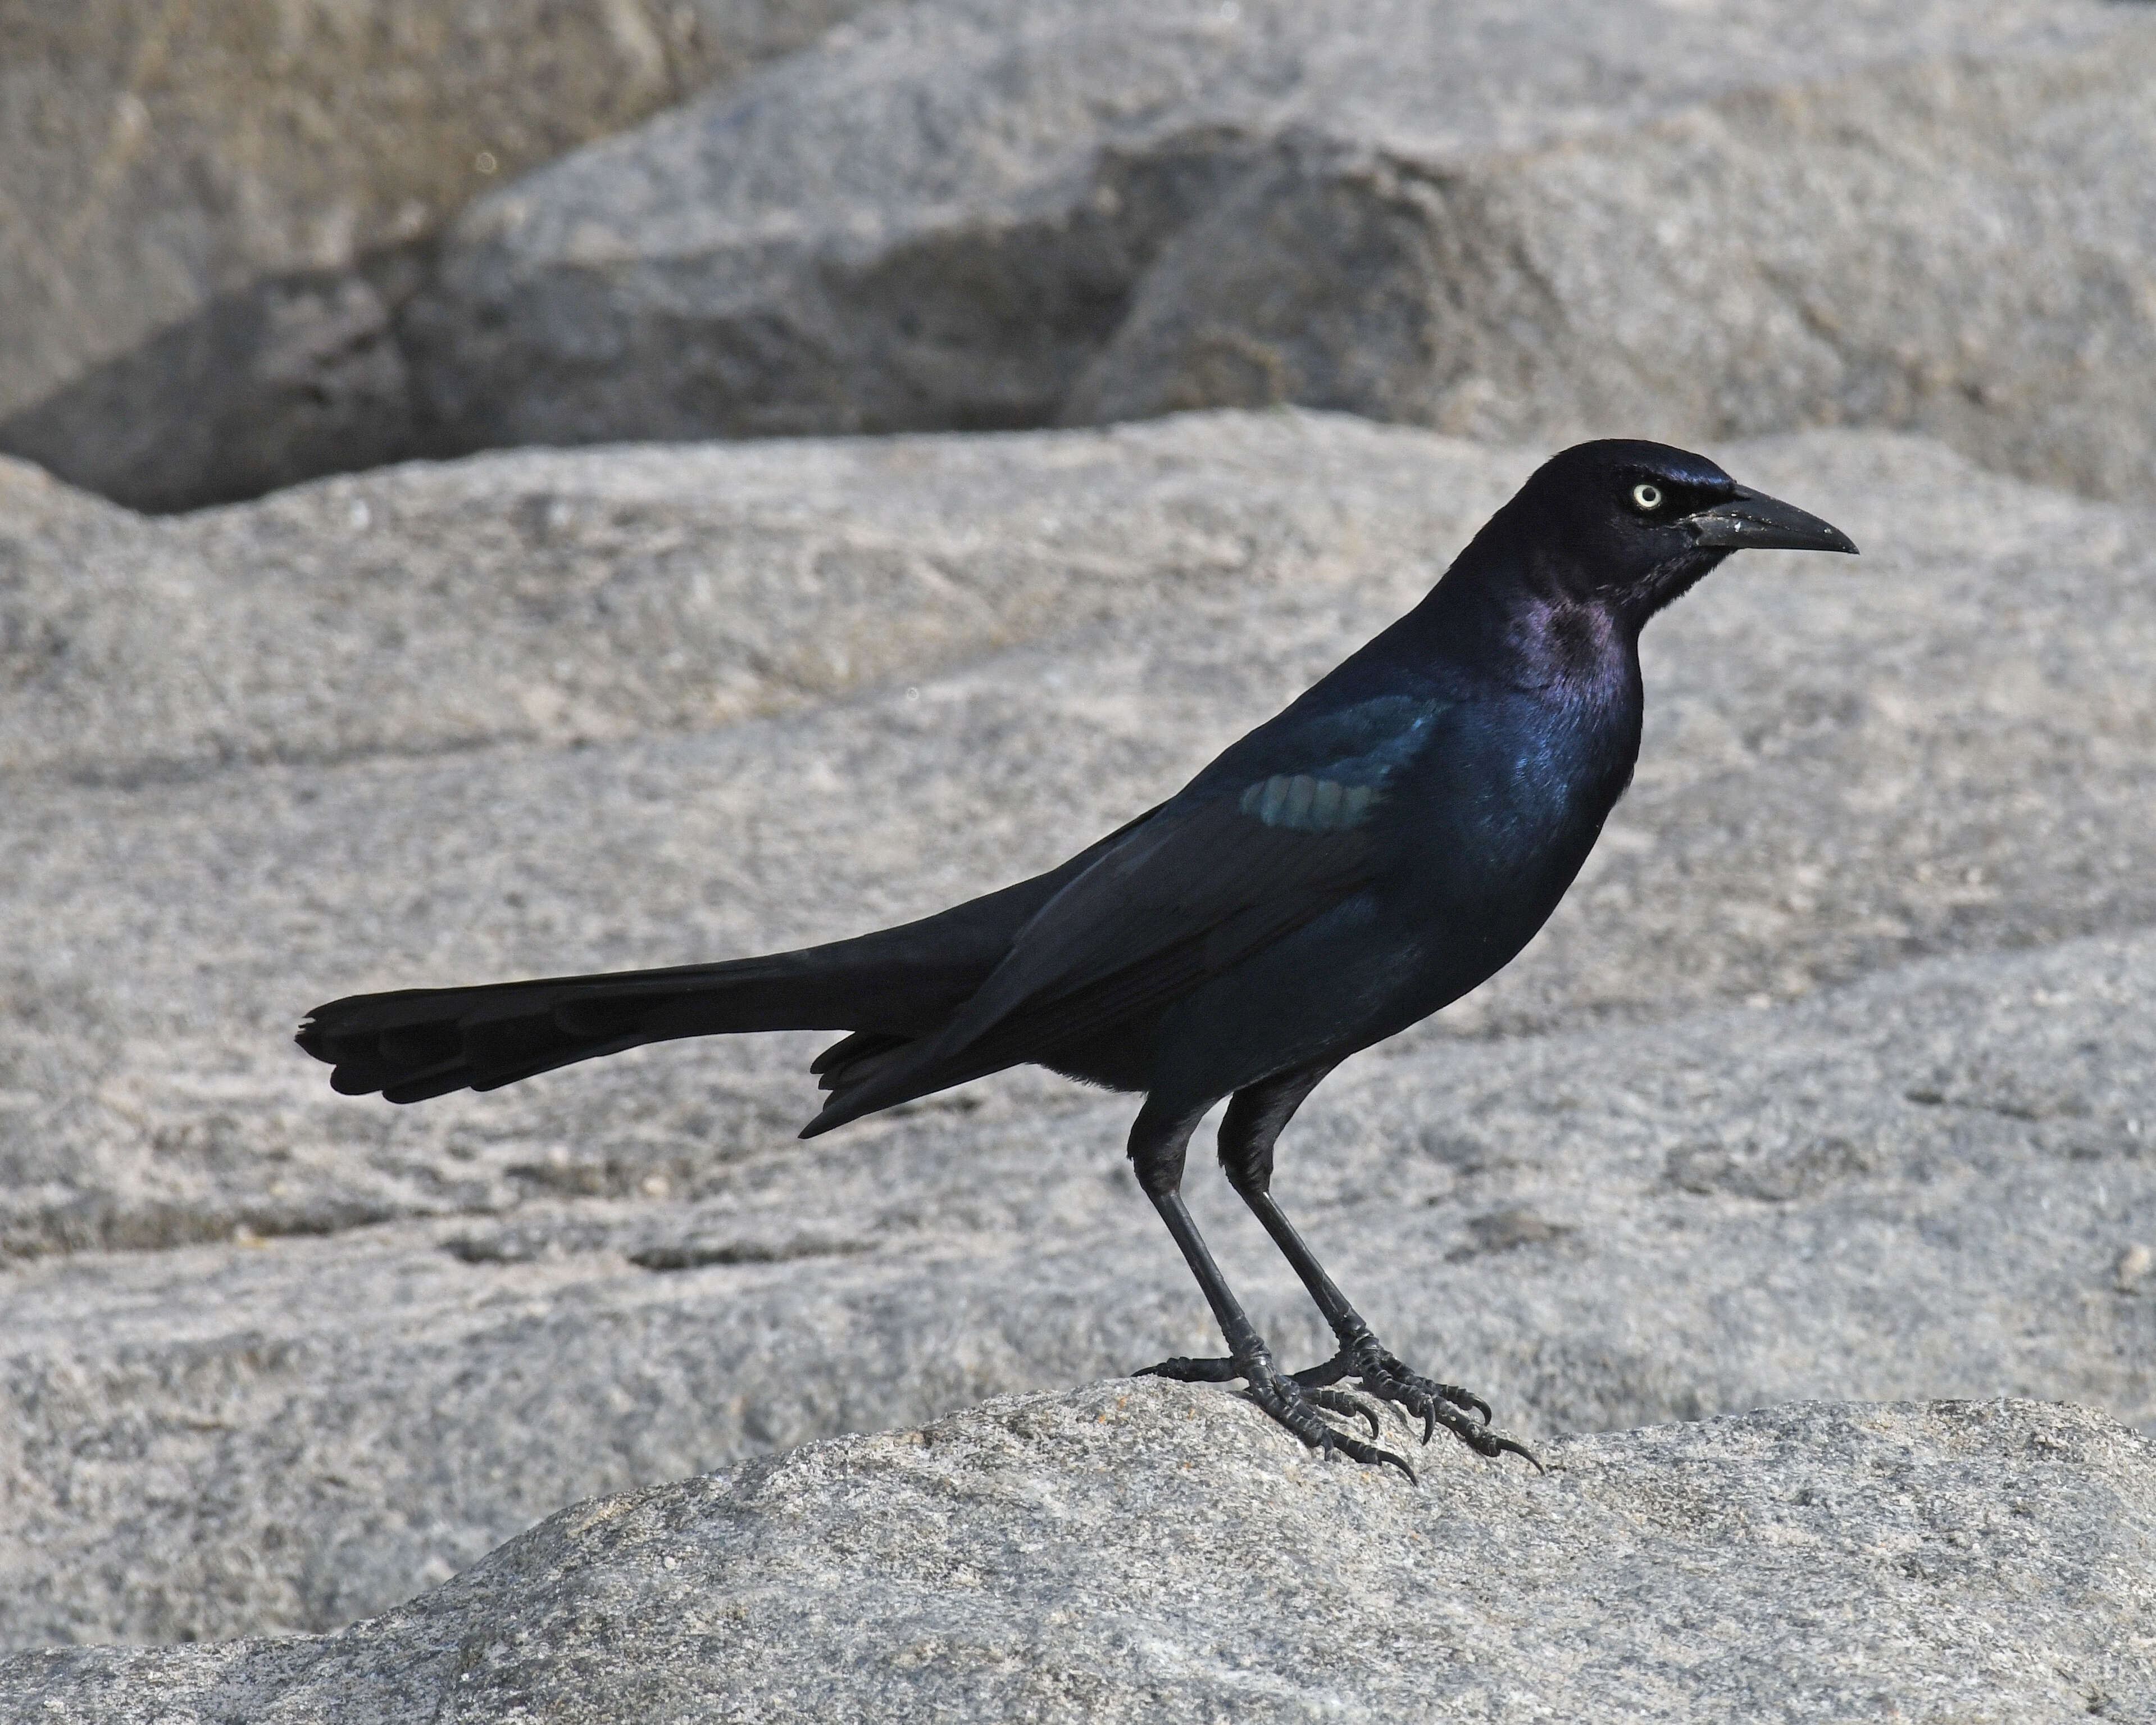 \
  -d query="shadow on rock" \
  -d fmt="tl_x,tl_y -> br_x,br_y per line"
0,250 -> 436,515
